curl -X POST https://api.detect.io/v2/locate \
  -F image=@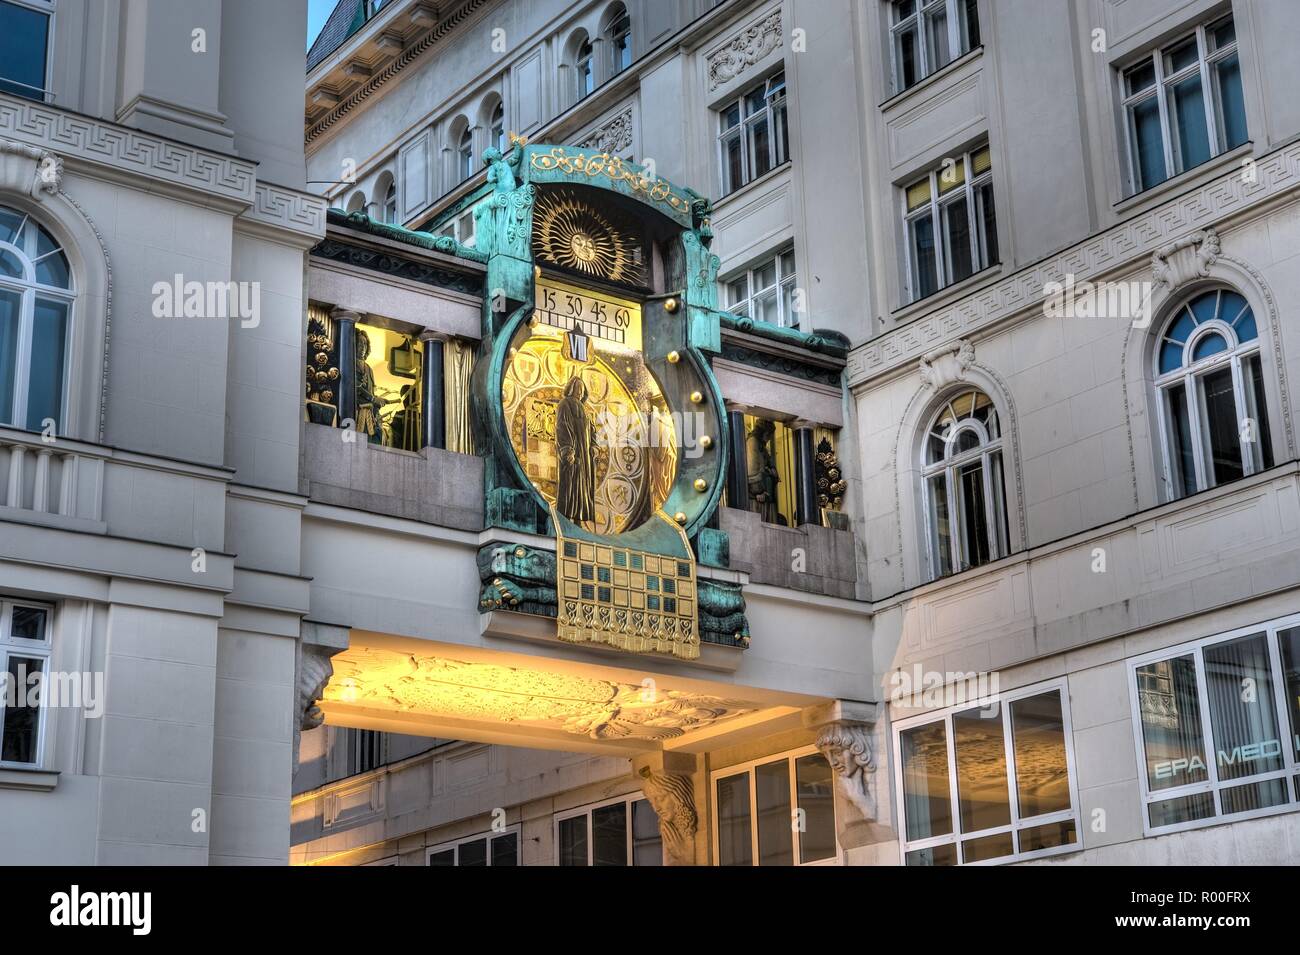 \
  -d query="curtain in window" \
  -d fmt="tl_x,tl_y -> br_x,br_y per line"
443,337 -> 475,454
1203,633 -> 1283,782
